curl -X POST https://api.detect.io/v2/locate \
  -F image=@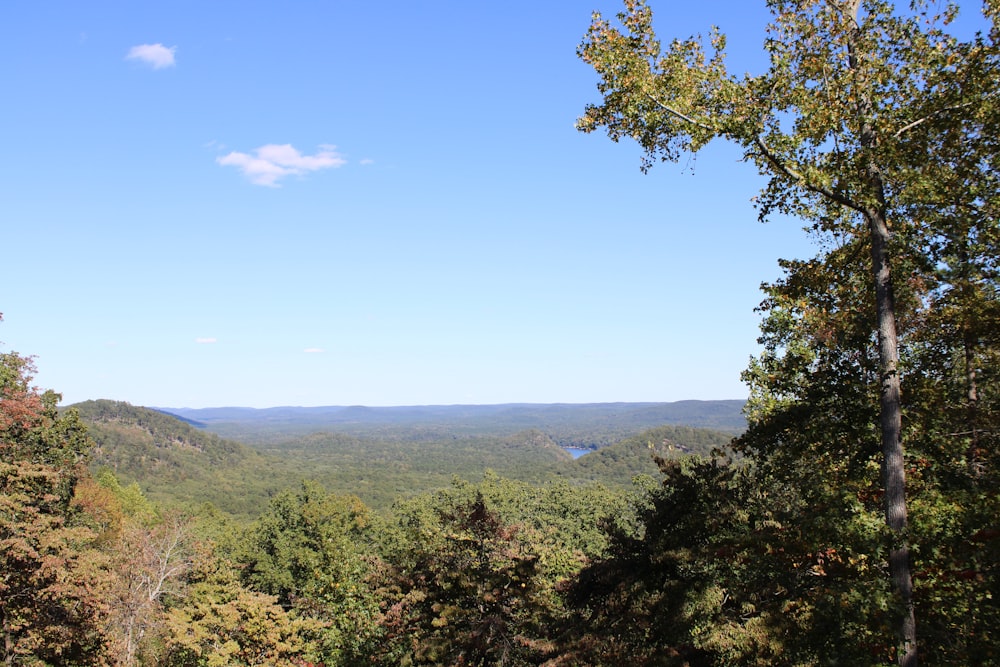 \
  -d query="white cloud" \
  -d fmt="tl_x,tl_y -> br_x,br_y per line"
304,347 -> 325,353
195,337 -> 217,344
360,158 -> 375,165
126,43 -> 176,69
217,144 -> 346,187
